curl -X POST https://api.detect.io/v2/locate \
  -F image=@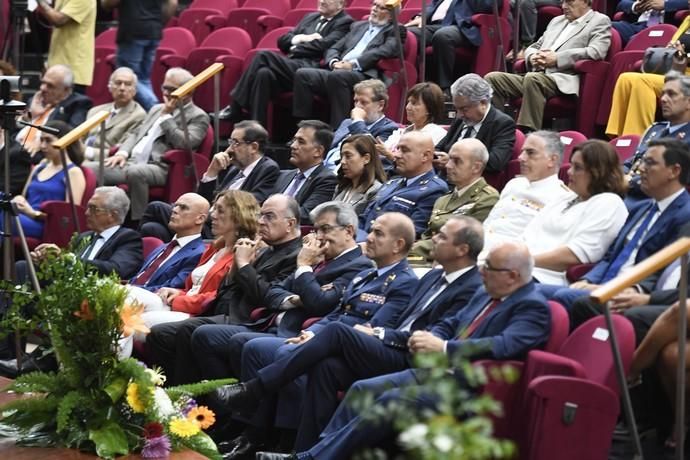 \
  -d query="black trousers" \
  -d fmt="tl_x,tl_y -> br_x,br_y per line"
409,24 -> 468,90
